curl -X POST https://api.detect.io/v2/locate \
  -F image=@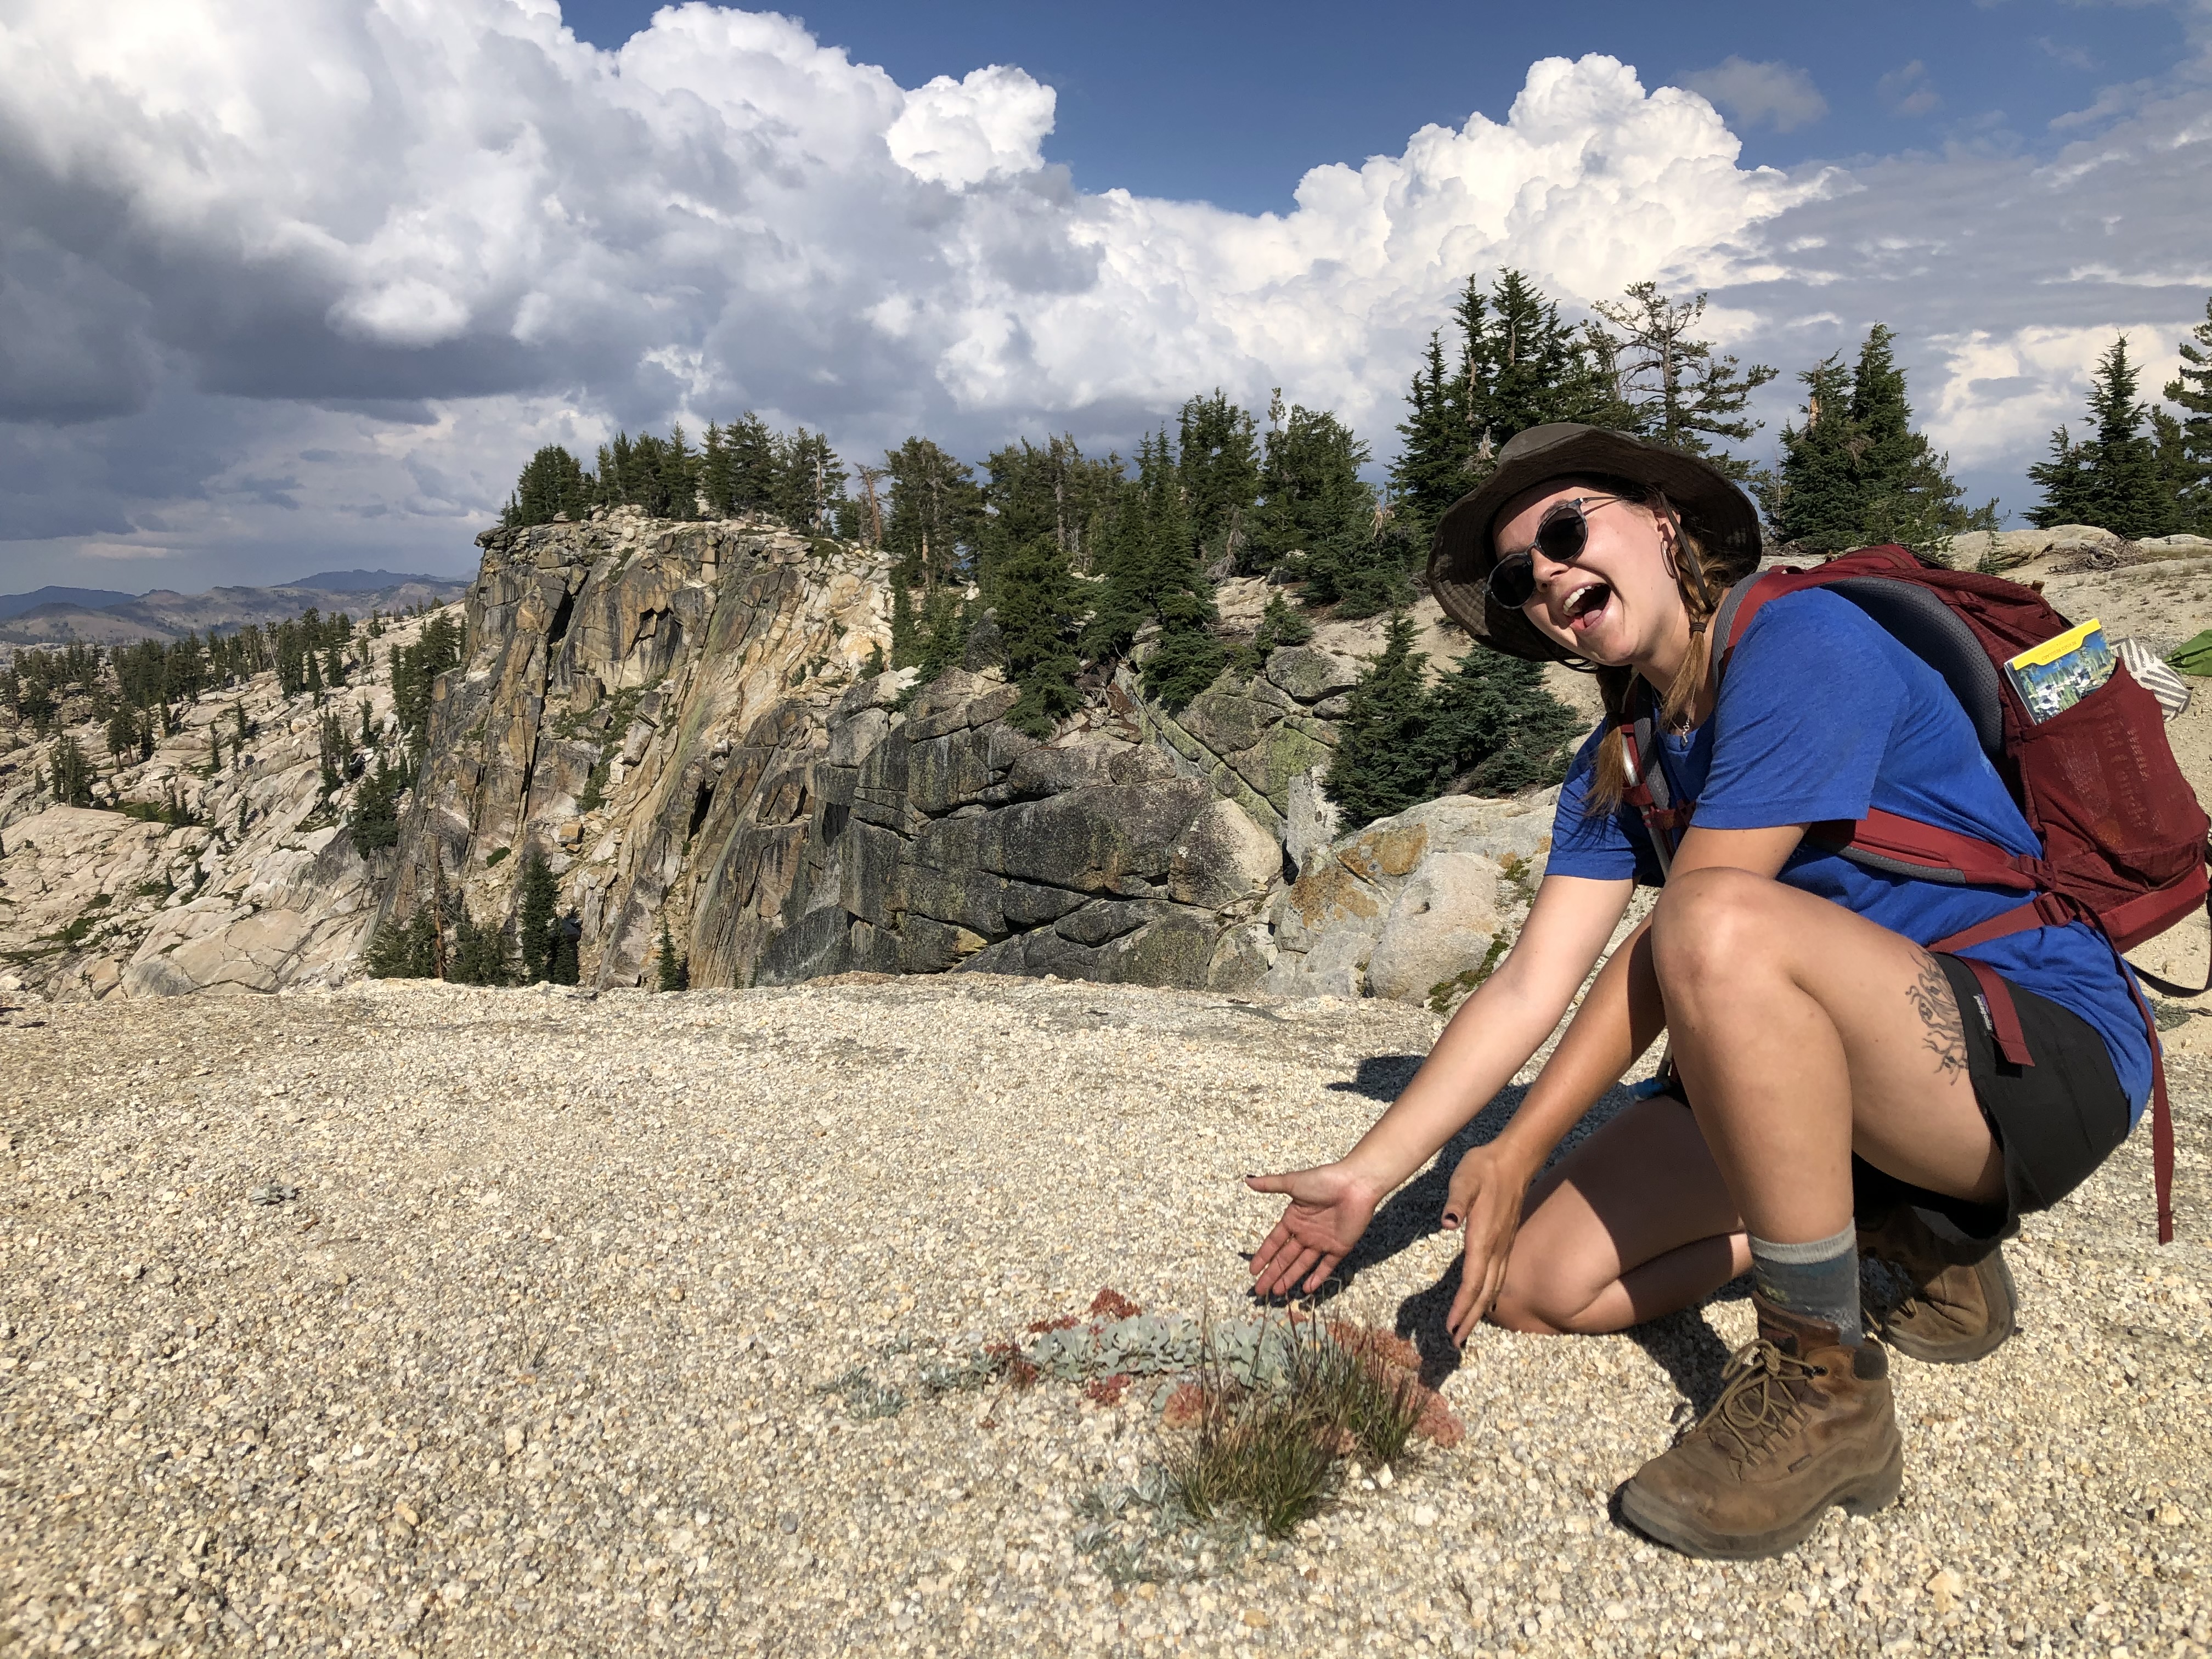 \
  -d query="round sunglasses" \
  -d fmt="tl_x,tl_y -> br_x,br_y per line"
1486,495 -> 1631,610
